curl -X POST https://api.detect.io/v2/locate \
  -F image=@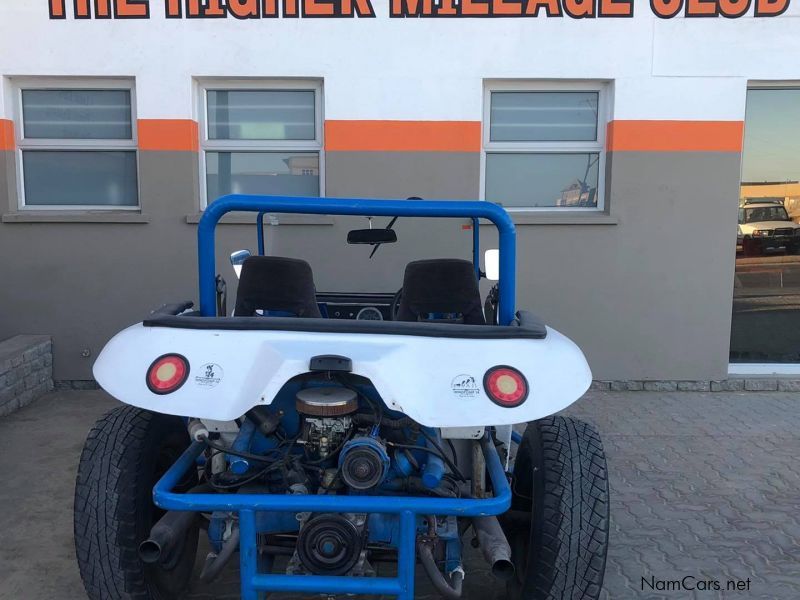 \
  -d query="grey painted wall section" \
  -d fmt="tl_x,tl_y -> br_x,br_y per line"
326,152 -> 481,200
507,151 -> 740,381
0,151 -> 198,379
321,150 -> 741,381
0,148 -> 741,381
0,151 -> 16,210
